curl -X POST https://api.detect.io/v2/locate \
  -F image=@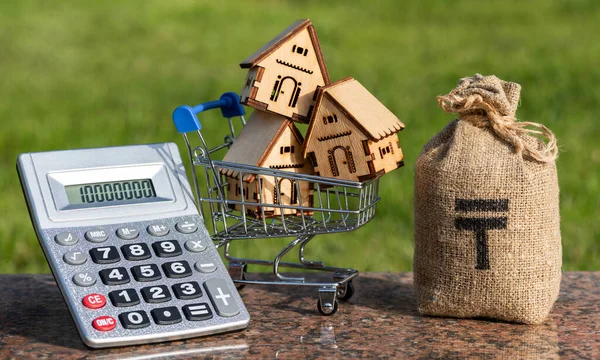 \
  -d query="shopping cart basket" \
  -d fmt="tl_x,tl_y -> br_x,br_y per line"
172,92 -> 381,315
